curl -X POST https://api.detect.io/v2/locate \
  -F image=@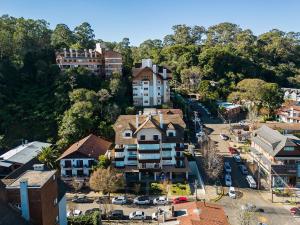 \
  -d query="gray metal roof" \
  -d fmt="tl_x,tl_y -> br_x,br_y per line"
252,125 -> 299,157
0,141 -> 51,166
